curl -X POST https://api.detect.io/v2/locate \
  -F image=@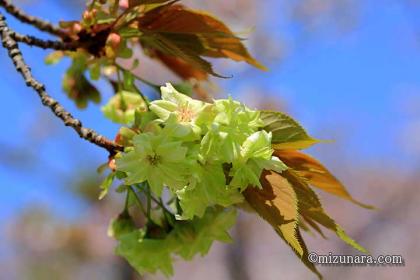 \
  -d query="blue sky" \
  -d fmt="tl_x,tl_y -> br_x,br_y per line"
0,1 -> 419,220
